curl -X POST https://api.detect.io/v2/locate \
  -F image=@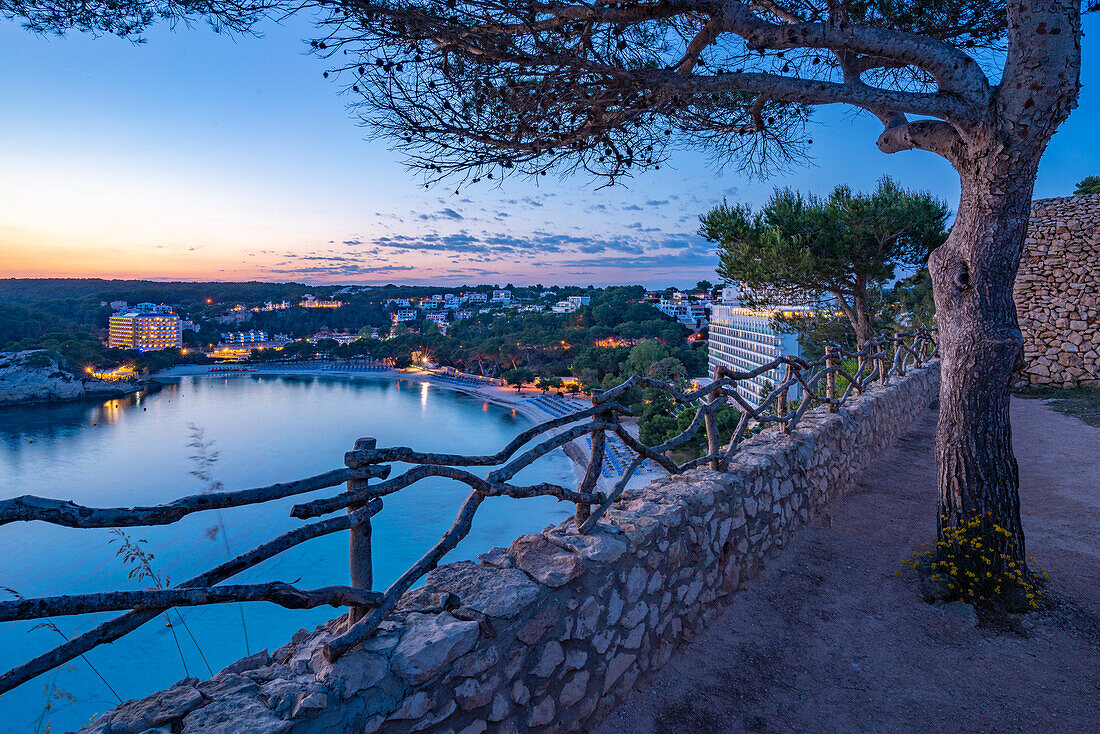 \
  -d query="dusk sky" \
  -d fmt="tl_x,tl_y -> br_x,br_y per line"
2,15 -> 1097,288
